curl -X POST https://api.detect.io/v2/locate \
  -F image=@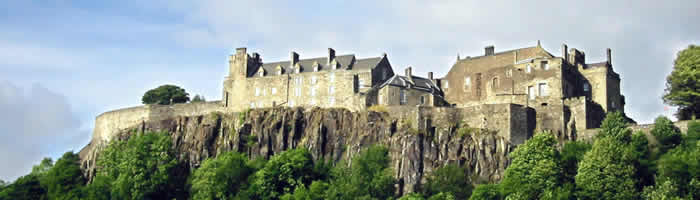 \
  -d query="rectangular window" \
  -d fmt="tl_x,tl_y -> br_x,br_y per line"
258,101 -> 263,107
329,86 -> 335,94
311,87 -> 317,96
465,77 -> 471,87
444,81 -> 449,88
399,89 -> 407,105
295,87 -> 301,97
420,96 -> 425,105
271,88 -> 277,95
310,99 -> 316,105
250,102 -> 255,108
538,83 -> 549,96
542,61 -> 549,70
528,86 -> 535,100
289,100 -> 295,107
359,79 -> 365,88
583,83 -> 590,92
330,73 -> 335,82
255,88 -> 260,96
311,76 -> 318,84
329,97 -> 335,105
527,64 -> 532,73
